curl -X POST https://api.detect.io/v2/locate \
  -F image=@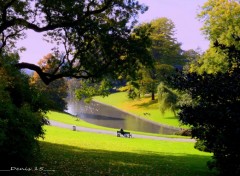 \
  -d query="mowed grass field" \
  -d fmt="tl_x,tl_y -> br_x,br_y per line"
32,98 -> 217,176
94,92 -> 185,128
37,125 -> 216,176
